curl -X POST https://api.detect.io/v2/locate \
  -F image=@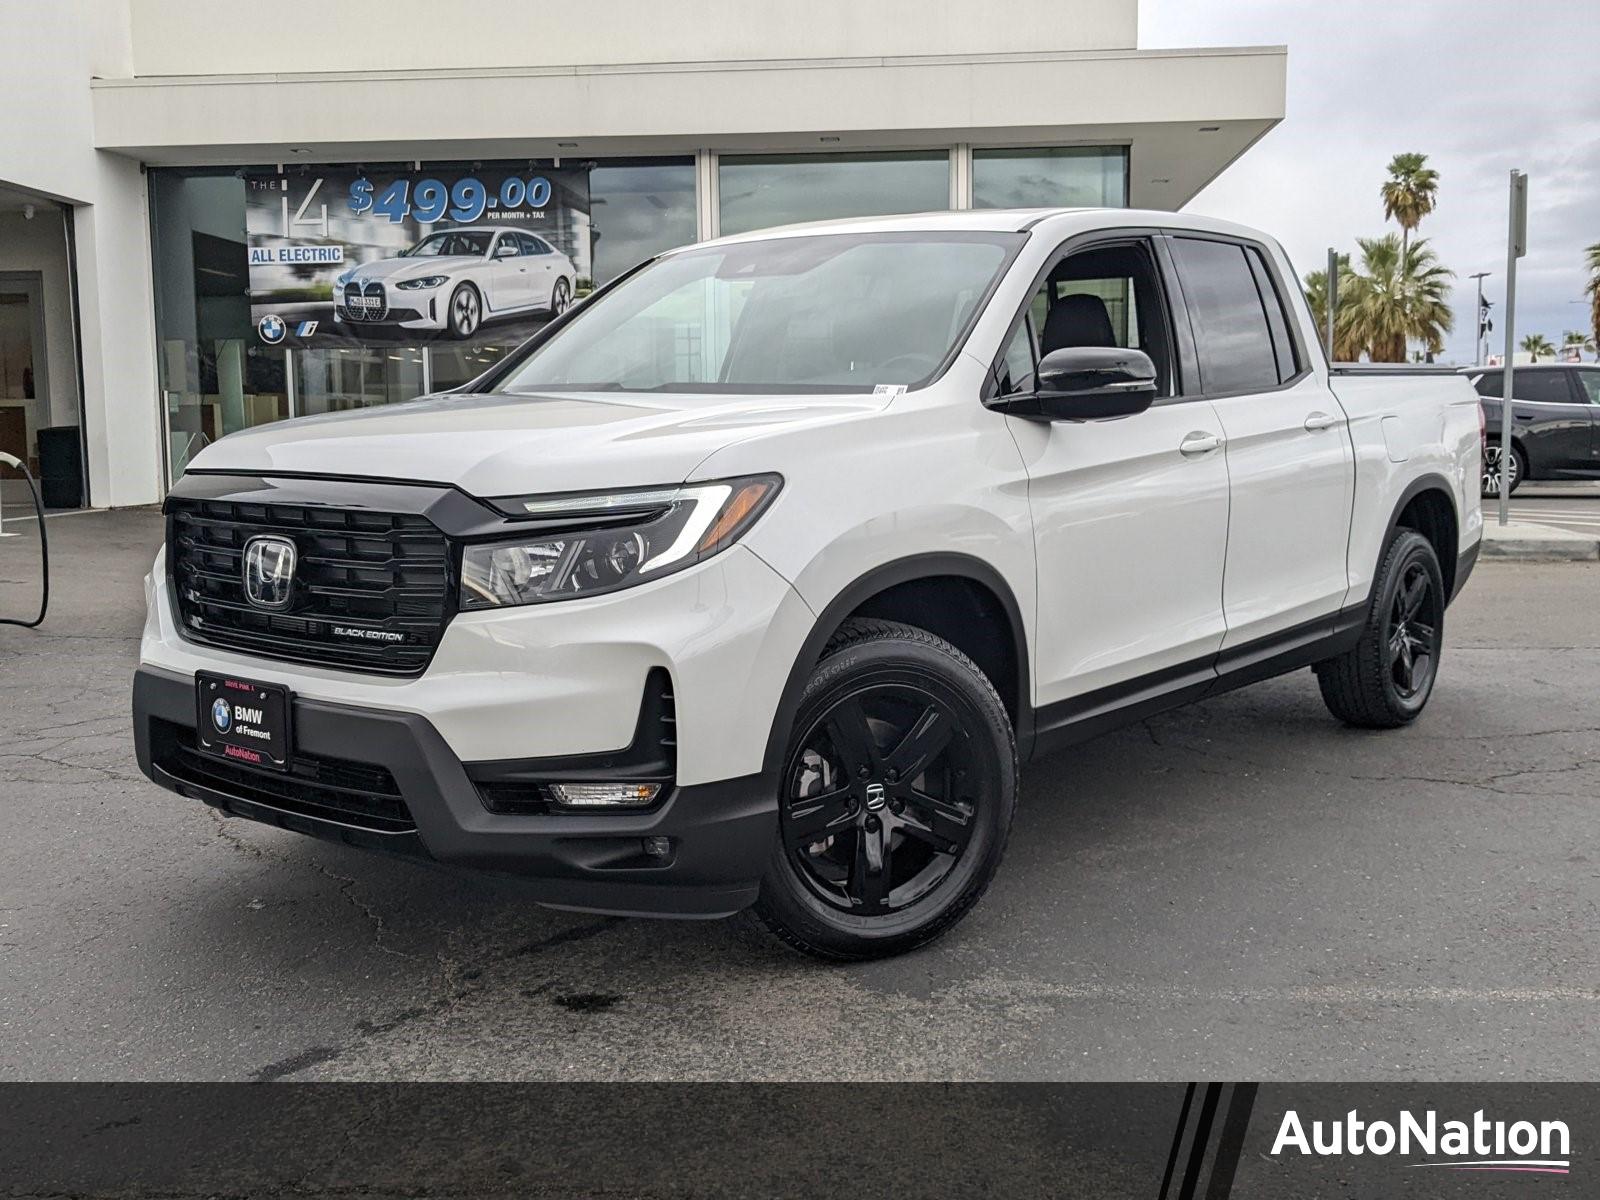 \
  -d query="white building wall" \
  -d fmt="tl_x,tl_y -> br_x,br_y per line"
126,0 -> 1138,75
1,0 -> 163,507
